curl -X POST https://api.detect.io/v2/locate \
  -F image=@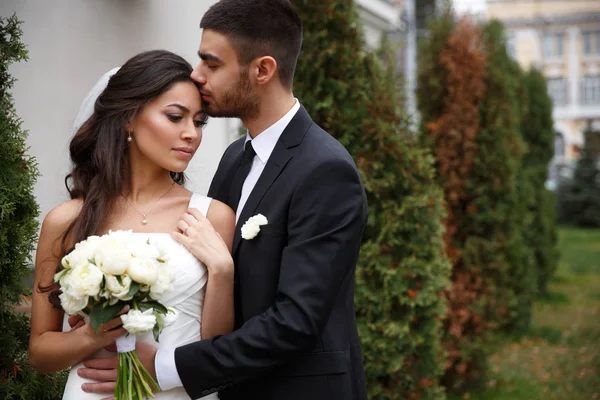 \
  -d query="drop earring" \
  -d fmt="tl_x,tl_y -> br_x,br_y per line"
127,131 -> 132,142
